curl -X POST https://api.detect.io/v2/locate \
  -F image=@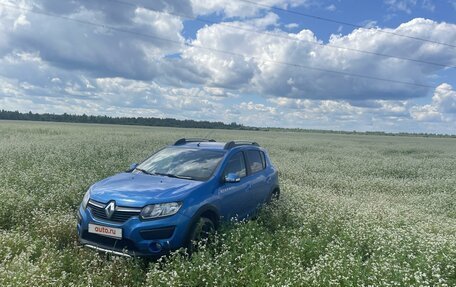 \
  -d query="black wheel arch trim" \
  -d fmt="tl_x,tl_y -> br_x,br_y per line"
270,185 -> 280,195
184,204 -> 220,245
